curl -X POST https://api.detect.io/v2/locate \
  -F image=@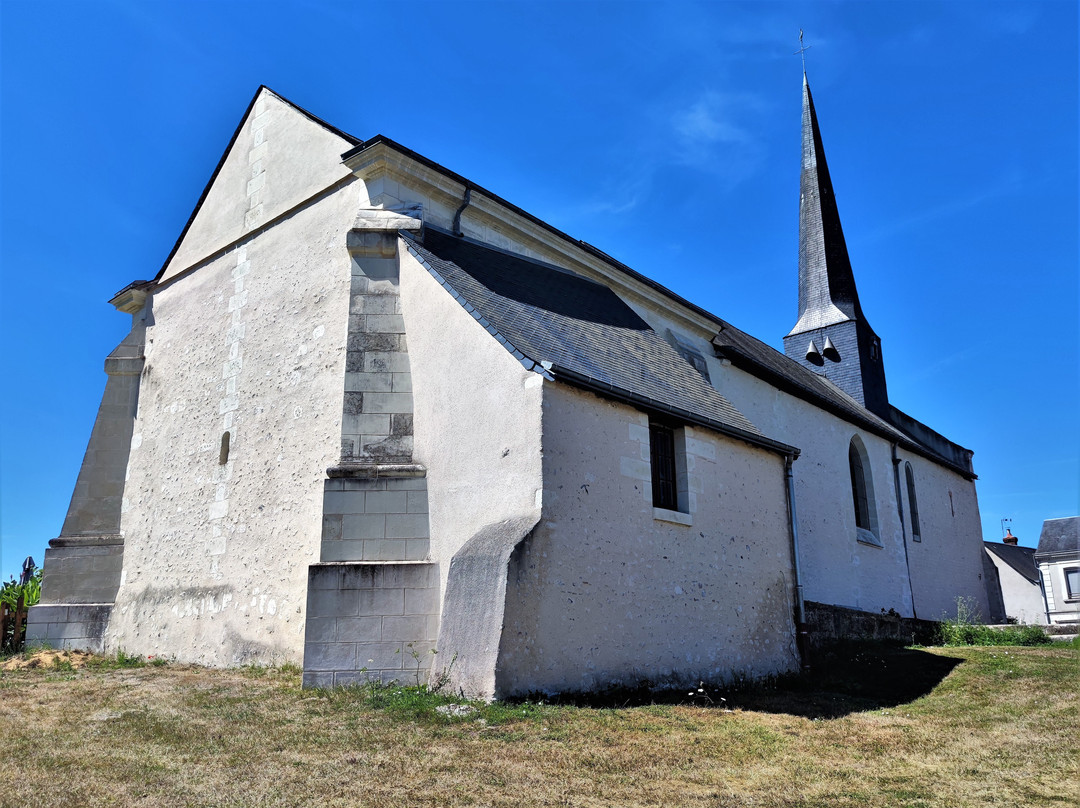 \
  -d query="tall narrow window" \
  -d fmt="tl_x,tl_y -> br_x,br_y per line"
650,421 -> 678,511
848,436 -> 880,545
905,462 -> 921,541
